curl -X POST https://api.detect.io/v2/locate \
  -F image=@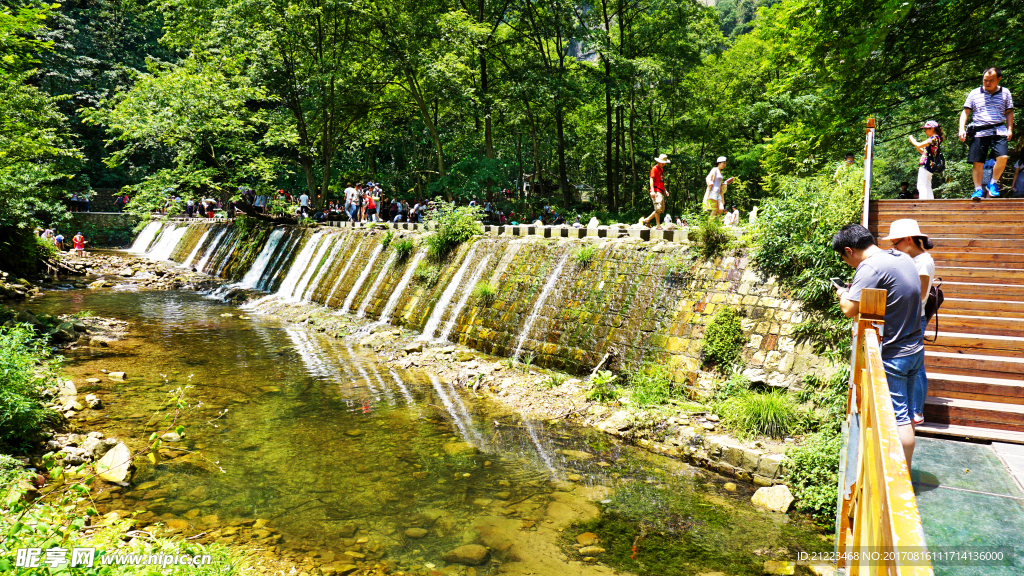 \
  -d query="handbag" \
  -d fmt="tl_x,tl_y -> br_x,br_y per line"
923,278 -> 944,342
926,145 -> 946,173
